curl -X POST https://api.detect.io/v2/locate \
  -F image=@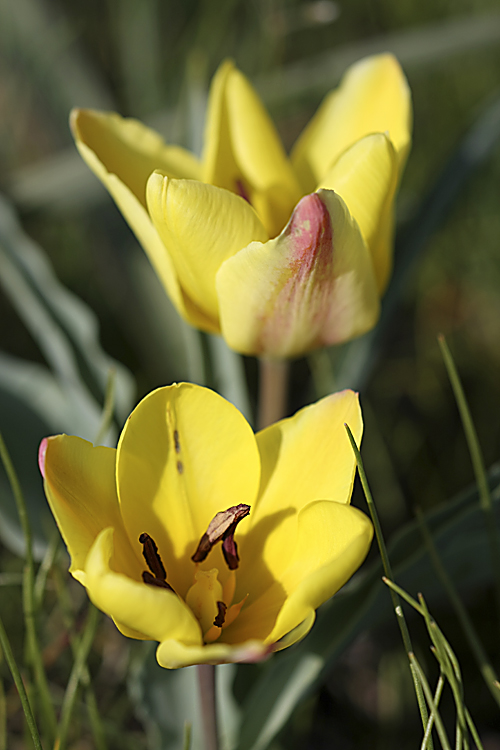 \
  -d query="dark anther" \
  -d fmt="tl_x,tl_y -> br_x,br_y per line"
139,532 -> 167,580
213,601 -> 227,628
191,504 -> 250,570
142,571 -> 175,592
